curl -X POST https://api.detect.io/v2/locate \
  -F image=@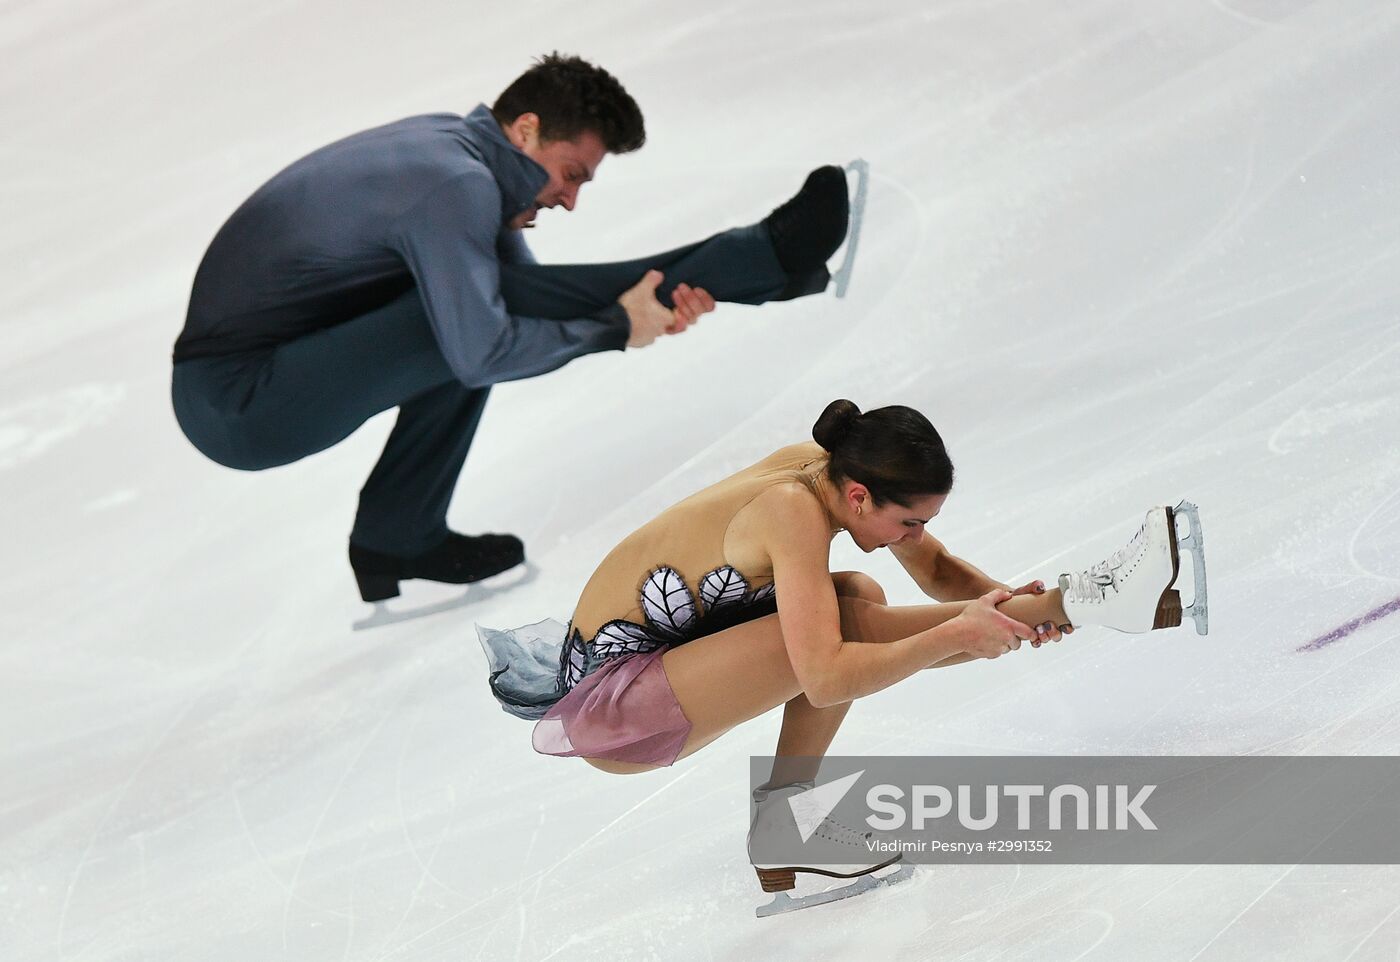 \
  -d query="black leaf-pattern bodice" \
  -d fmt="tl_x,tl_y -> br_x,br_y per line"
557,564 -> 777,691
